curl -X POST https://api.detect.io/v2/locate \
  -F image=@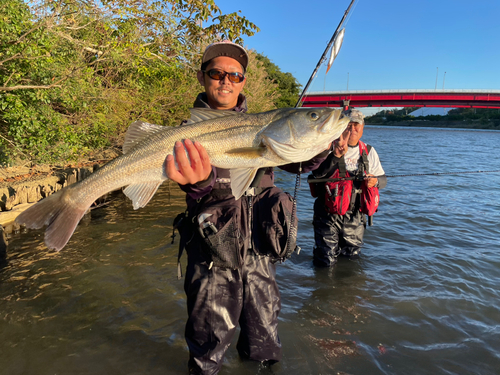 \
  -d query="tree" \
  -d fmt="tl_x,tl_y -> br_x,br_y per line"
254,53 -> 302,108
0,0 -> 261,165
241,51 -> 279,113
